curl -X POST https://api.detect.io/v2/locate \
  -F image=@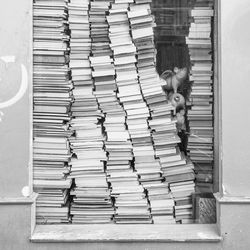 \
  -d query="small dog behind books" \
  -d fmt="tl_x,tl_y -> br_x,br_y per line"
160,67 -> 187,113
160,67 -> 188,94
160,67 -> 188,154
